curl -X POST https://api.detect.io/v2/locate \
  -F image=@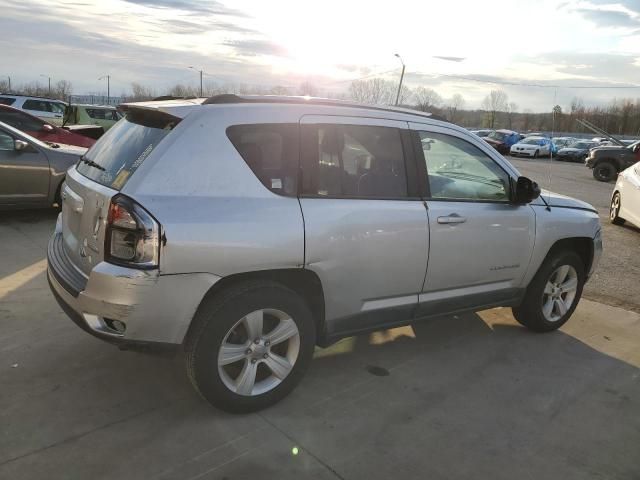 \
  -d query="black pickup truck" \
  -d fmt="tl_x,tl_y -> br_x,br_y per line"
586,140 -> 640,181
